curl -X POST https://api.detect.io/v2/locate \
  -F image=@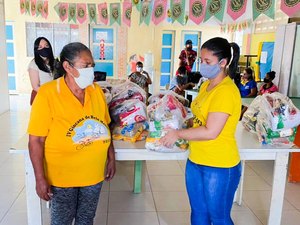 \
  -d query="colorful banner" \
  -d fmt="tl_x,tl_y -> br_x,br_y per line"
77,3 -> 87,24
227,0 -> 247,21
280,0 -> 300,17
110,3 -> 121,26
54,3 -> 68,22
20,0 -> 26,14
31,0 -> 36,16
36,0 -> 43,17
68,3 -> 77,23
98,3 -> 108,25
132,0 -> 142,11
140,0 -> 153,25
220,19 -> 251,33
152,0 -> 168,25
25,0 -> 30,14
253,0 -> 275,20
204,0 -> 226,22
88,4 -> 97,23
189,0 -> 206,24
123,1 -> 132,27
41,0 -> 48,19
170,0 -> 186,25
